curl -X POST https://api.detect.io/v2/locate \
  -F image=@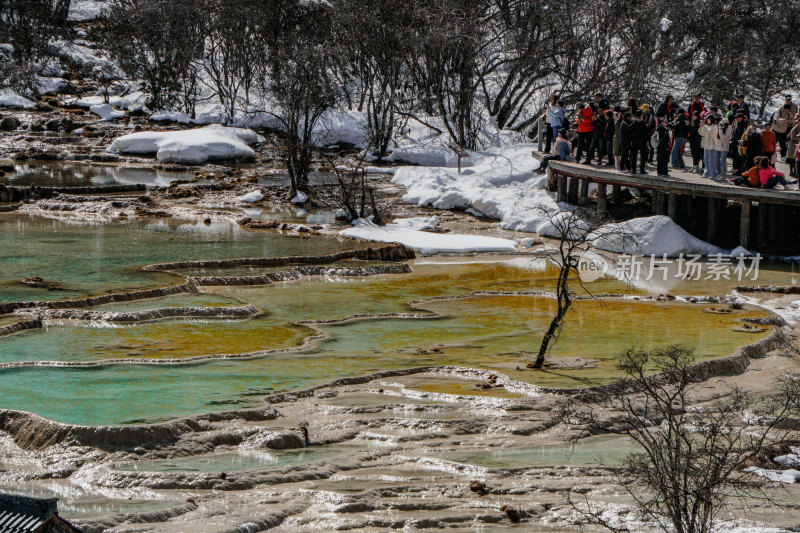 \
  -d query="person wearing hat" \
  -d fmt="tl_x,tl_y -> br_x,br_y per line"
688,95 -> 704,118
784,95 -> 798,117
536,128 -> 571,173
715,117 -> 733,179
772,103 -> 795,160
742,124 -> 763,171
